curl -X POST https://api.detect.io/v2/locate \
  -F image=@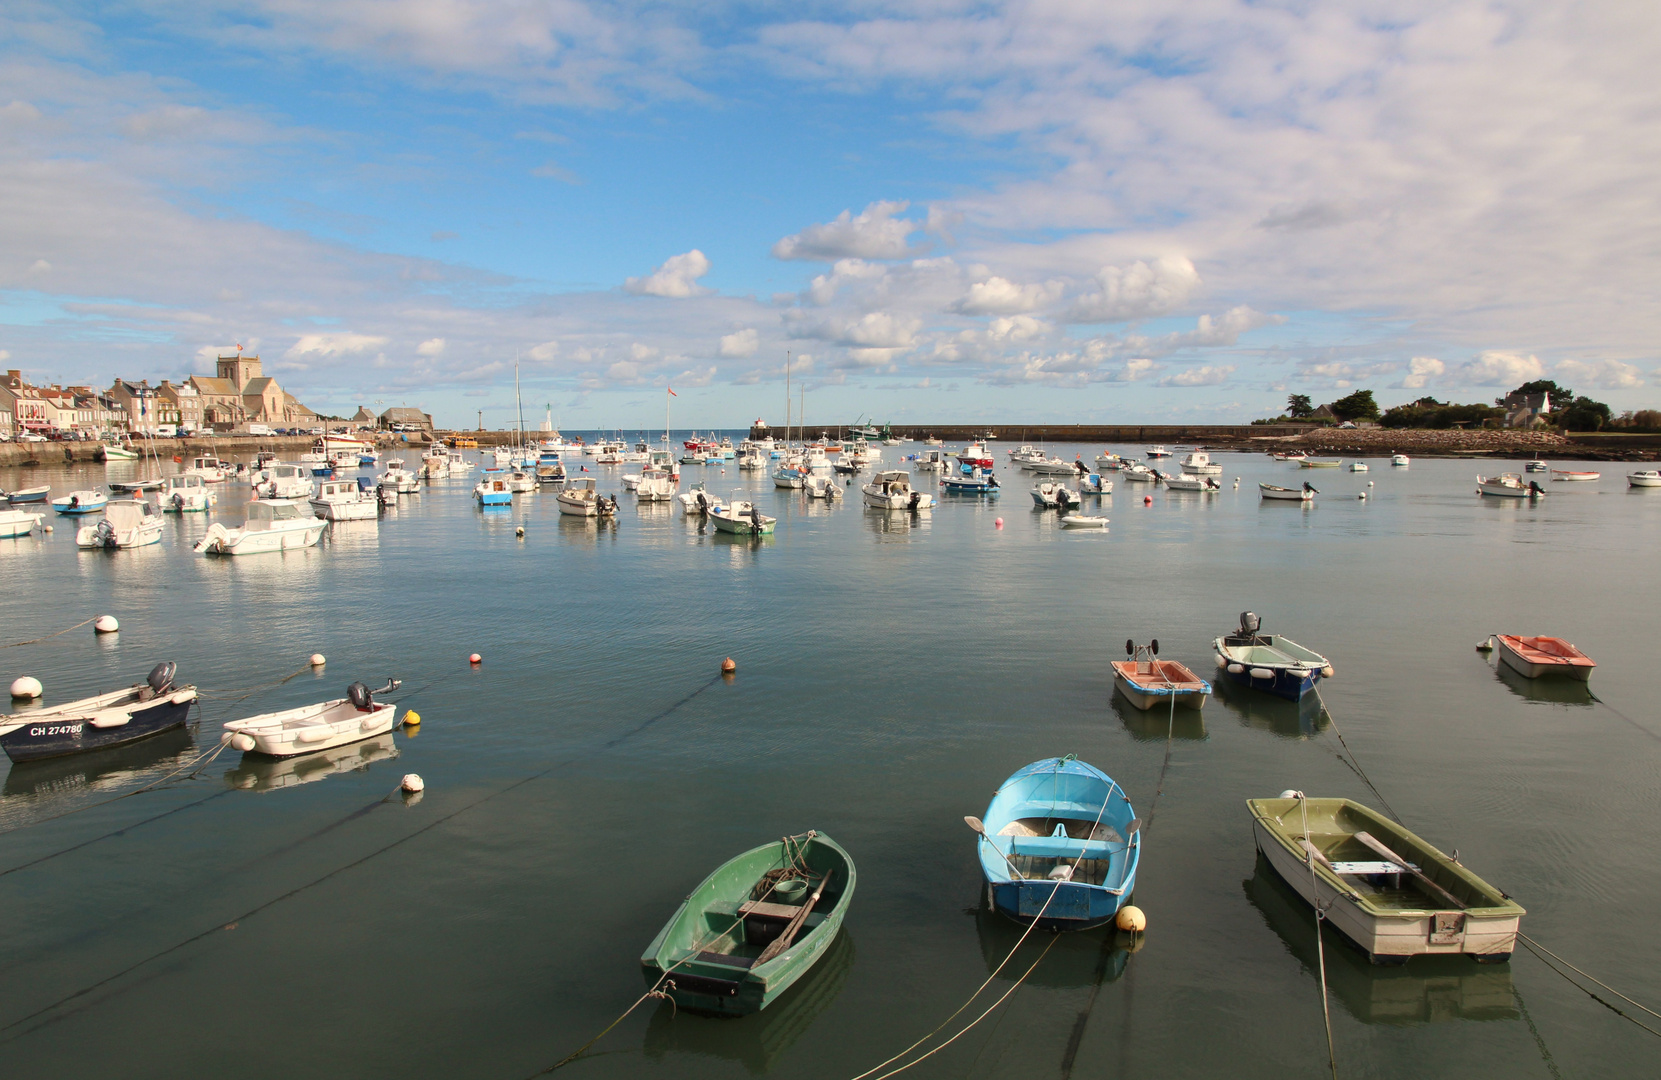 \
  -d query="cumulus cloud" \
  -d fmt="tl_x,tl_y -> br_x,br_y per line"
416,337 -> 445,356
718,328 -> 759,358
1399,356 -> 1446,389
787,310 -> 919,350
1158,365 -> 1236,387
1066,258 -> 1201,323
286,332 -> 388,358
803,259 -> 887,305
773,201 -> 917,261
623,250 -> 712,298
1556,359 -> 1645,389
952,276 -> 1066,315
1452,351 -> 1546,386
